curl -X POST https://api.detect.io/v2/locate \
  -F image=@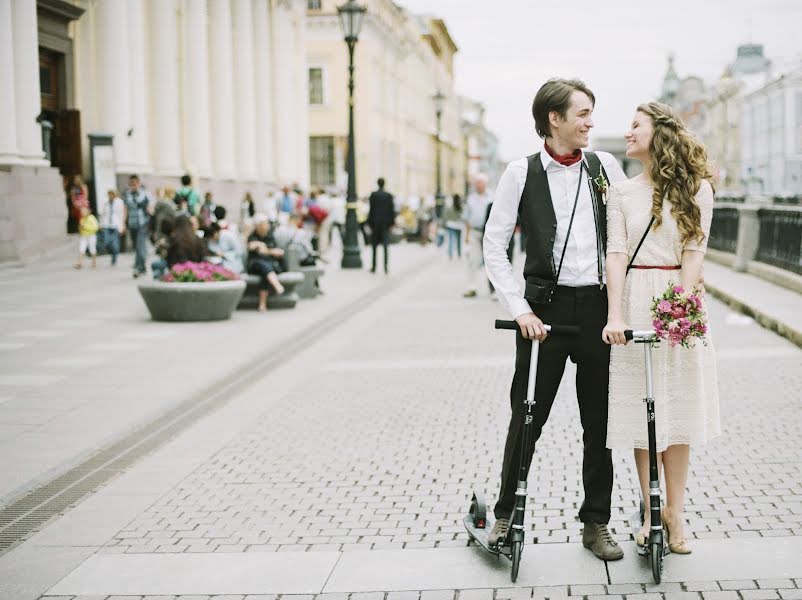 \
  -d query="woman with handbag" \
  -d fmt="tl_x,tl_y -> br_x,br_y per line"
602,102 -> 721,555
